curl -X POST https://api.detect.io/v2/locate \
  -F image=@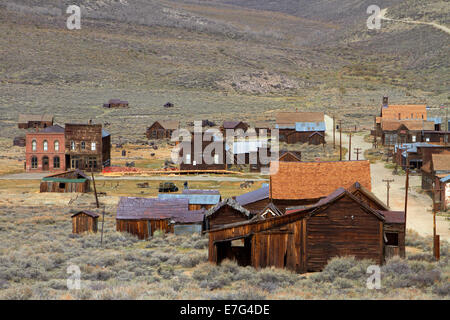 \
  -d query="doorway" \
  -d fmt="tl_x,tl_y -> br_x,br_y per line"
42,156 -> 49,171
